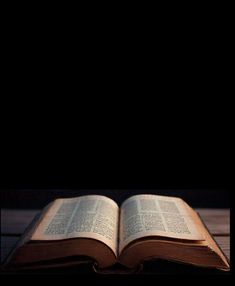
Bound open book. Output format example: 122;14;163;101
4;195;230;272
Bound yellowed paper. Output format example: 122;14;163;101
119;194;205;253
31;195;119;256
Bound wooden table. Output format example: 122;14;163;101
0;208;230;274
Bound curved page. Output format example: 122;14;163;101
119;194;204;253
31;195;119;256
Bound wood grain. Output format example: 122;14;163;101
214;236;230;260
1;236;19;263
1;209;39;235
195;208;230;235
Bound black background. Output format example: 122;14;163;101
1;2;233;283
0;144;231;208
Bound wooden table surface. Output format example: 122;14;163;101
0;208;230;273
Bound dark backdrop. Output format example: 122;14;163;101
0;159;231;208
0;188;230;209
1;135;231;209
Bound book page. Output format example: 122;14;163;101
31;195;119;256
119;194;205;253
